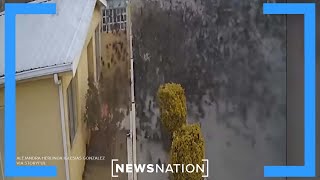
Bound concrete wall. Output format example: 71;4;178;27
0;77;66;180
286;1;320;179
131;0;286;180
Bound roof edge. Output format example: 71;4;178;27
0;63;72;85
0;0;54;16
29;0;54;4
98;0;108;7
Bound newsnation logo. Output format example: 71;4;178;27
111;159;209;178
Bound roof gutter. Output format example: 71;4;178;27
54;73;70;180
0;63;72;85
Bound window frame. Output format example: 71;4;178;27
67;78;78;148
101;7;127;33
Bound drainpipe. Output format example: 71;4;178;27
54;74;70;180
0;151;4;180
128;2;137;180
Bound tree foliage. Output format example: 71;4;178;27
84;77;101;130
157;83;187;133
170;123;205;180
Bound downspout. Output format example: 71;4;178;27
128;2;137;180
0;151;4;180
54;74;70;180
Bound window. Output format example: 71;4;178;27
108;9;112;17
67;79;78;147
95;25;101;81
101;7;127;33
113;14;117;23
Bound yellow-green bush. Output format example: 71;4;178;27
157;83;187;133
170;123;205;180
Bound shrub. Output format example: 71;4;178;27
157;83;187;133
84;77;101;130
170;123;205;180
